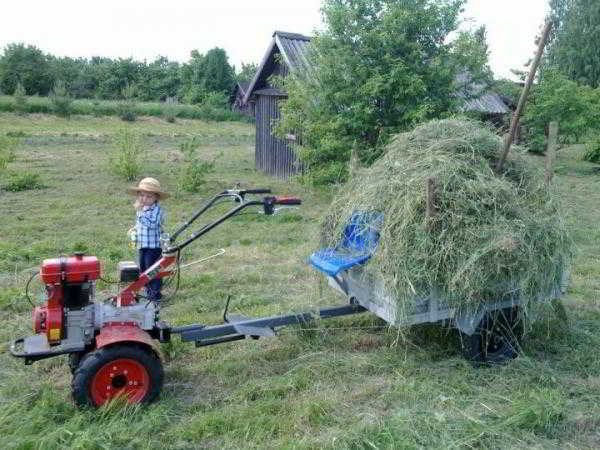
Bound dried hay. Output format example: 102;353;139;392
320;119;571;317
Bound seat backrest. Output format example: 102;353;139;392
341;212;384;254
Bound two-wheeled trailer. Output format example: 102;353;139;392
10;188;563;407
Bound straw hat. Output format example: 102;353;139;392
127;177;170;199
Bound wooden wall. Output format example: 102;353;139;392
255;93;301;178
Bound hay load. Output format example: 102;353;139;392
320;119;571;317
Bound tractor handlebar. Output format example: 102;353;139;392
262;196;302;215
243;188;271;195
272;196;301;205
169;189;301;251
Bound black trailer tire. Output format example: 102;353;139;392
72;345;163;407
461;307;523;366
68;352;85;374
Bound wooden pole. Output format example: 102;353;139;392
426;177;437;231
497;20;553;173
545;121;558;185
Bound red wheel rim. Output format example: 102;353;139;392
90;358;150;406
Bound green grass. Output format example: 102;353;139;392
0;113;599;449
0;95;250;123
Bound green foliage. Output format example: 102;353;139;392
13;82;27;115
179;47;236;104
109;129;144;180
277;0;484;184
3;171;44;191
0;43;53;95
49;79;73;118
523;69;600;153
196;91;231;119
451;26;493;88
117;84;138;122
546;0;600;87
137;56;181;101
163;103;177;123
236;62;258;84
0;43;238;105
492;78;521;108
0;135;17;170
177;137;219;192
583;135;600;163
0;94;247;122
202;48;235;94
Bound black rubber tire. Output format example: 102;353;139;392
461;307;523;366
71;345;164;407
68;352;85;374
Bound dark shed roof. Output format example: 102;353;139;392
455;72;509;115
243;31;312;104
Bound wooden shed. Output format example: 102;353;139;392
243;31;312;178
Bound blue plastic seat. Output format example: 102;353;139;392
310;212;383;277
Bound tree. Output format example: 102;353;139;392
179;49;207;103
0;43;54;95
202;47;235;94
277;0;475;184
97;58;143;99
523;69;600;153
451;25;493;89
237;62;258;84
138;56;181;101
546;0;600;87
179;48;235;103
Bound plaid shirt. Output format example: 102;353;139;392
135;202;165;249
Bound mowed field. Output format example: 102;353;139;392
0;112;599;449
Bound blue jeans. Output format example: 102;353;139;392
139;248;162;300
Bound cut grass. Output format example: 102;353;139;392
0;113;598;449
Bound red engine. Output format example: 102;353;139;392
33;253;101;344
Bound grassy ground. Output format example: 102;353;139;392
0;95;248;122
0;113;598;449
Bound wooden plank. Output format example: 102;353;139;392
497;20;552;172
545;121;558;185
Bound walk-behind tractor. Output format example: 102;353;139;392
11;188;553;407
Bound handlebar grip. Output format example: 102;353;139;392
274;196;302;205
244;188;271;194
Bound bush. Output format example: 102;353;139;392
118;84;138;122
524;69;600;154
163;103;178;123
3;171;44;191
177;137;218;192
0;93;248;123
91;100;103;117
583;136;600;163
0;136;17;171
109;129;145;180
50;80;74;118
13;82;27;115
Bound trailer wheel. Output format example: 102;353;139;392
69;352;85;374
461;307;523;366
72;345;163;407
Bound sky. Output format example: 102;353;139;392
0;0;550;81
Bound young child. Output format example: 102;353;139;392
127;177;169;301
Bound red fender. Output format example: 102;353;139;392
95;323;162;359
